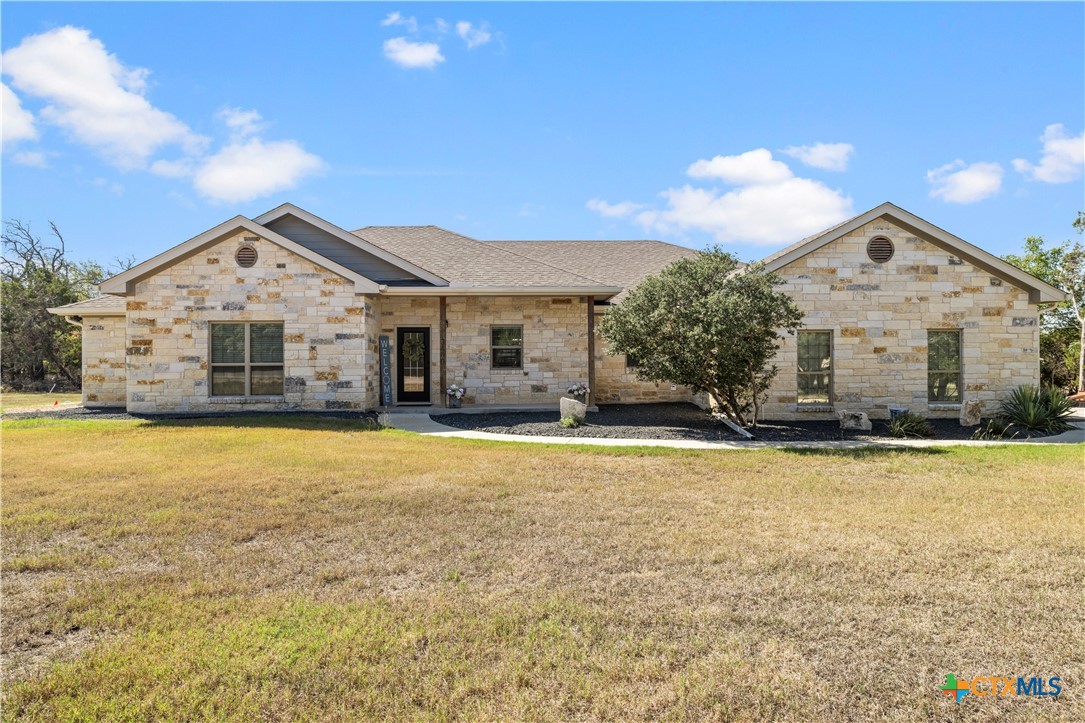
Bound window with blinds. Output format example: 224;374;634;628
491;325;523;369
210;322;284;397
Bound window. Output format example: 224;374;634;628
491;325;523;369
625;353;640;370
928;330;961;403
797;331;832;405
210;322;284;396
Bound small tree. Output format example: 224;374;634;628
1004;213;1085;392
0;220;106;389
599;248;802;426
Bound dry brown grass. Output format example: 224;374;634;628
2;416;1082;721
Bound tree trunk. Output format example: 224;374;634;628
1078;316;1084;392
749;368;760;428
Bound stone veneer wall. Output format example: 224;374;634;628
375;296;441;407
761;219;1040;421
592;311;695;404
447;297;591;405
81;315;127;407
125;232;374;413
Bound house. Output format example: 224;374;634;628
49;202;1064;420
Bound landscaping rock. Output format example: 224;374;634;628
559;396;588;423
838;410;872;431
959;399;982;427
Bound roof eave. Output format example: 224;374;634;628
379;285;623;299
98;217;382;296
761;202;1068;305
254;203;450;286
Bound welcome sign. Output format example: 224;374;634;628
379;335;392;407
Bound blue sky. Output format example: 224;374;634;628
2;2;1083;267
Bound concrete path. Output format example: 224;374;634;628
386;409;1085;450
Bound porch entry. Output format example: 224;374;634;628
396;327;431;403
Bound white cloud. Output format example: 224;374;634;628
637;178;853;245
687;148;793;185
217;107;264;139
381;11;419;34
12;150;47;167
92;176;124;196
1;26;207;169
435;19;449;34
1012;123;1084;183
586;199;645;218
780;142;854;172
926;160;1003;204
383;37;445;69
2;82;38;145
591;148;853;245
456;21;492;49
192;137;325;204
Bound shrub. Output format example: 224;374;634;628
998;385;1075;433
886;411;935;438
971;417;1017;441
559;416;581;429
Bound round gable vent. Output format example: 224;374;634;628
235;245;258;268
866;236;894;263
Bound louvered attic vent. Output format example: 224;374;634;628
866;236;894;263
235;245;258;268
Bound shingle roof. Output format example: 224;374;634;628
352;226;618;289
484;240;700;302
47;295;126;315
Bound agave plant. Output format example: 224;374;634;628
998;385;1075;433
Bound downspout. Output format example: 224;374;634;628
586;296;596;408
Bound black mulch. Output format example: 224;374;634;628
435;402;1063;442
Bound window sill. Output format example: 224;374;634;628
209;395;285;404
928;403;961;410
796;405;834;413
490;368;526;374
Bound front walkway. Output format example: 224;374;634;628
385;407;1085;450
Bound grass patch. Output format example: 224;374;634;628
0;392;82;413
2;417;1082;720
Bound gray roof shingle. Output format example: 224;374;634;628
352;226;619;290
484;240;700;302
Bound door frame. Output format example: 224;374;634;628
395;326;431;404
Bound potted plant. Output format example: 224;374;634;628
567;382;590;399
446;383;466;408
561;382;590;424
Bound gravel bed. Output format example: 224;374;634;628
435;402;1062;442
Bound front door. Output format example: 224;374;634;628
396;327;431;403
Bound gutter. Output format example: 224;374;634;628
377;285;623;299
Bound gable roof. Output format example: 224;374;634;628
47;294;126;317
484;239;700;302
759;202;1067;304
98;216;383;295
254;203;448;286
353;226;621;294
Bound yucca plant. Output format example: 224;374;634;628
971;416;1017;441
886;411;935;438
998;385;1075;433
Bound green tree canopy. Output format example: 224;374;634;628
599;248;802;426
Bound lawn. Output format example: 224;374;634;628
0;392;82;414
2;417;1082;721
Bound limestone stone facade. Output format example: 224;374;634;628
761;219;1040;420
80;315;127;407
124;232;375;414
54;203;1056;419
